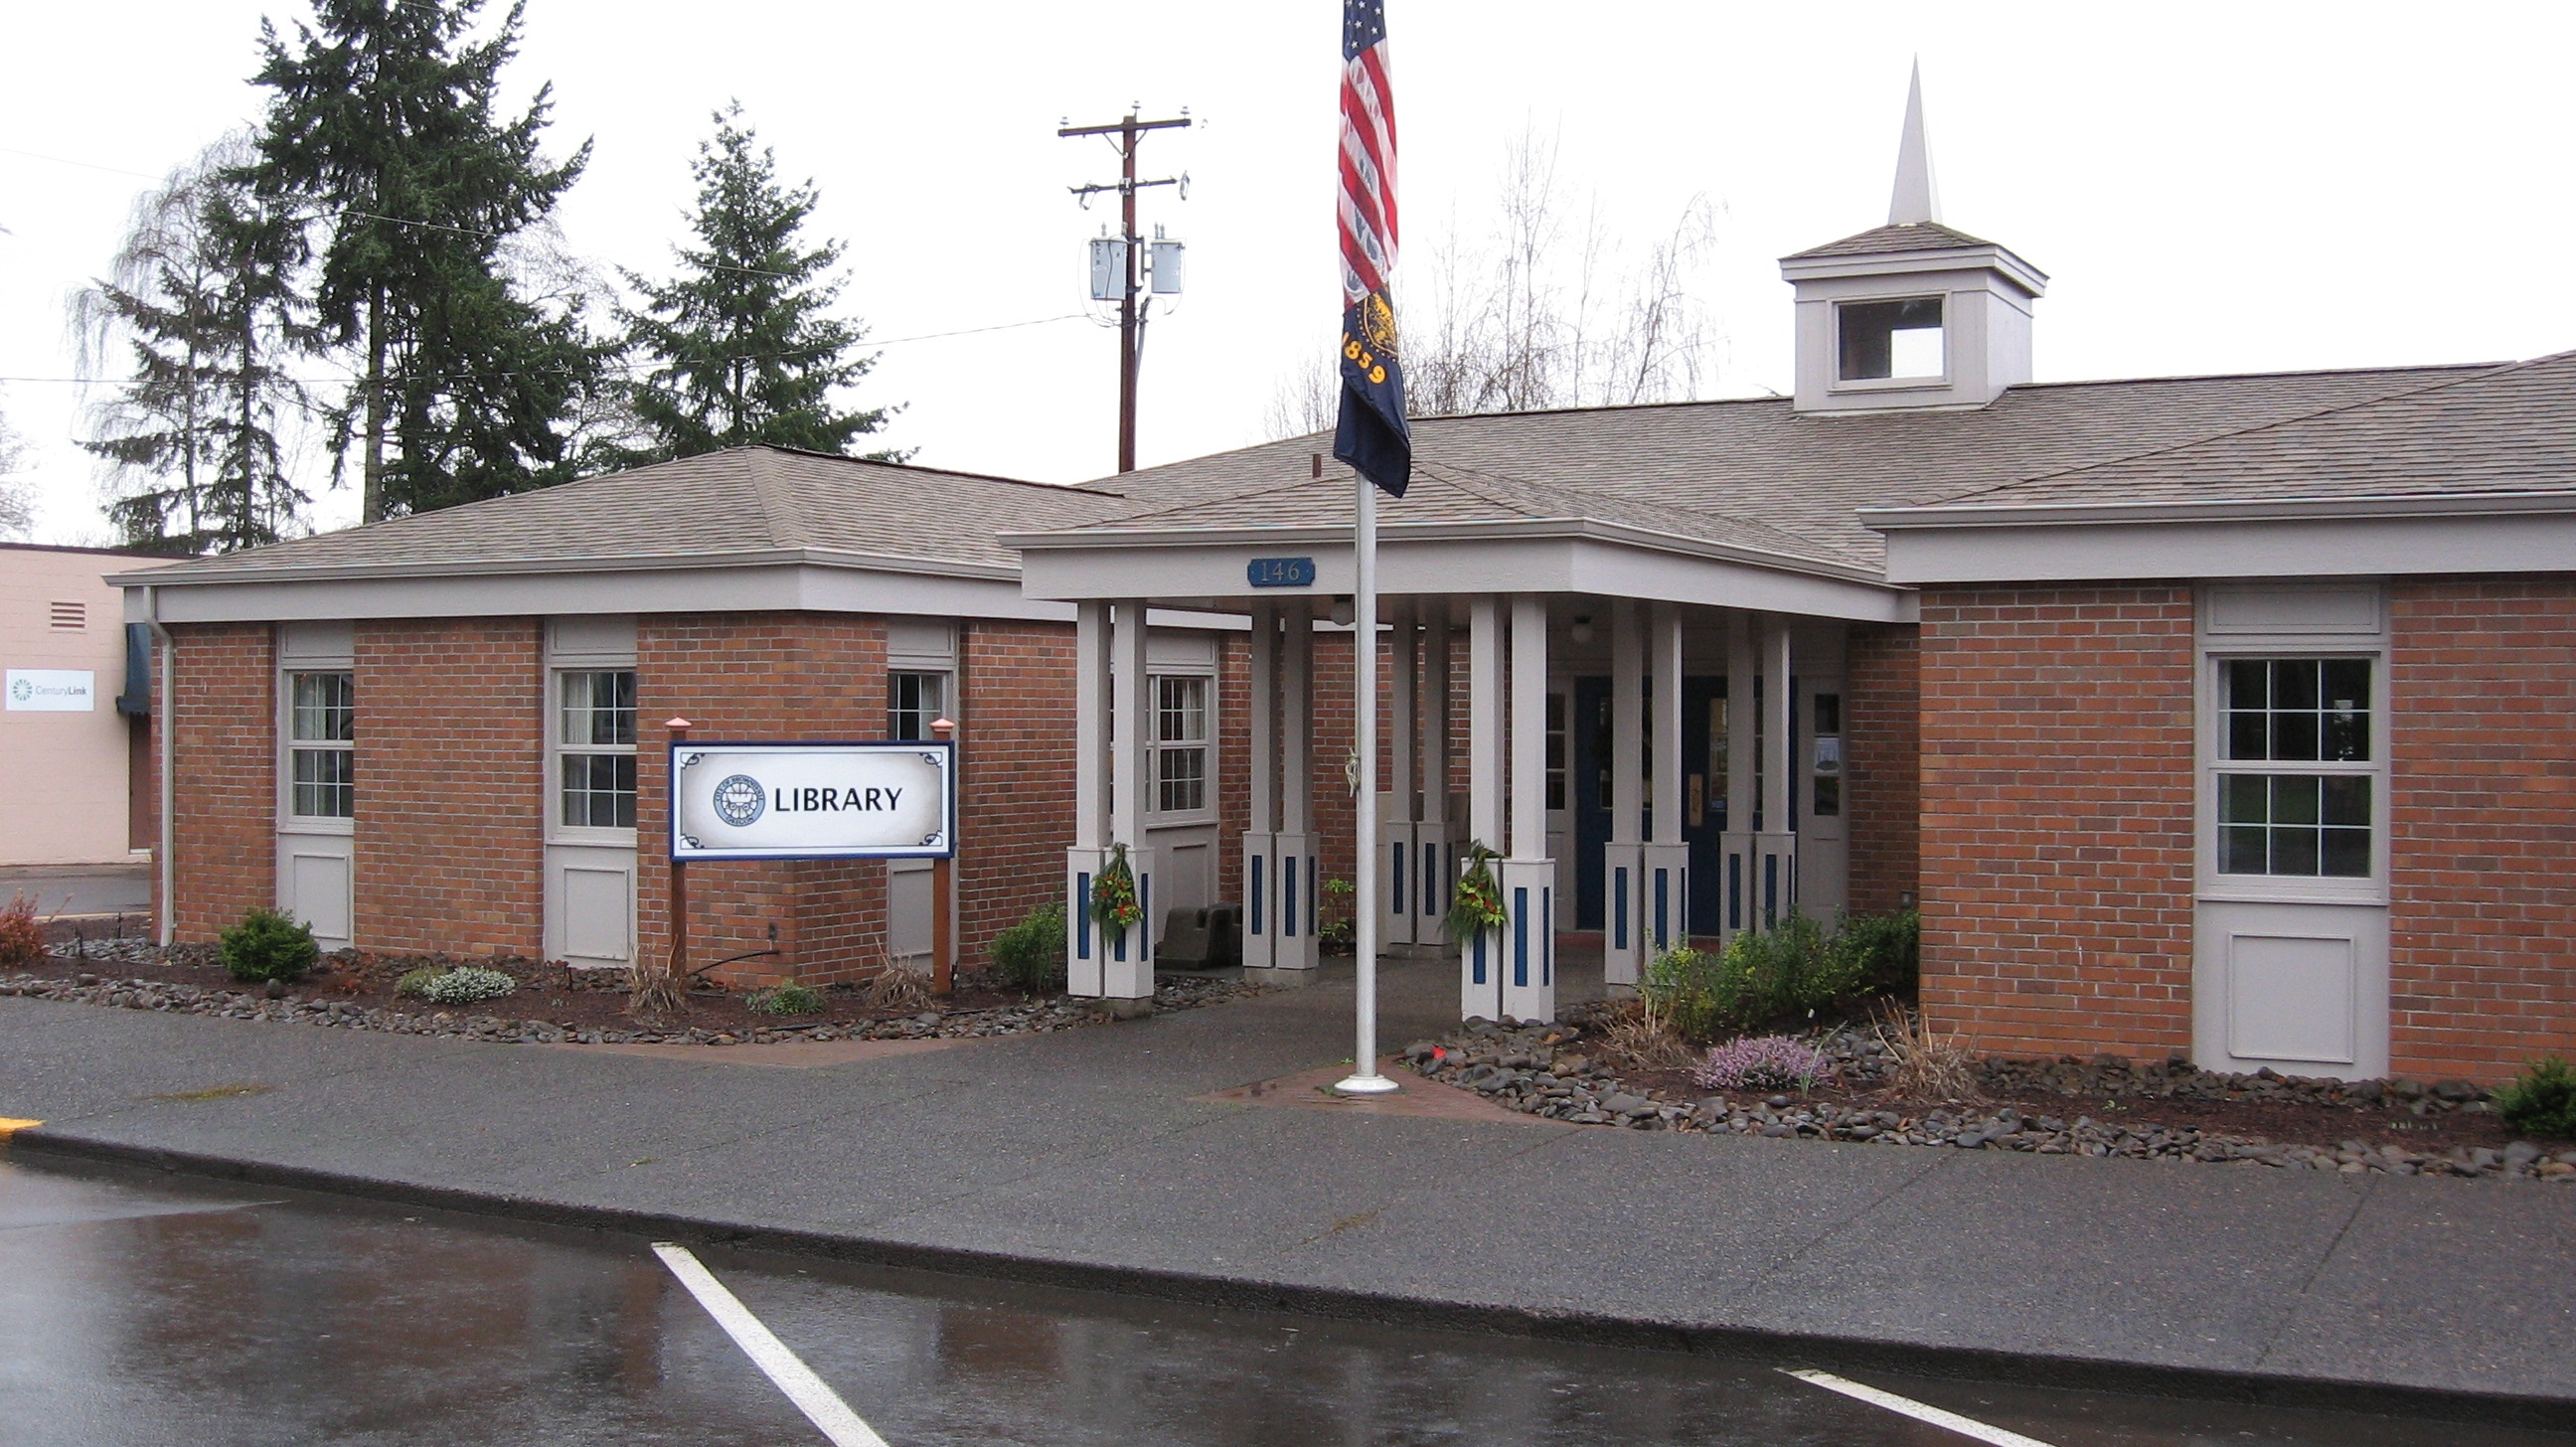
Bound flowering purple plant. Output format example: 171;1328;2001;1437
1689;1035;1830;1092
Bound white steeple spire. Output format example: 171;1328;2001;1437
1888;59;1942;227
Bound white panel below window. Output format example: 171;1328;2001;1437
562;868;633;963
285;847;352;946
2226;932;2355;1064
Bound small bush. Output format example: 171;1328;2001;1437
748;980;827;1016
220;907;318;984
1690;1035;1829;1092
395;967;443;999
991;901;1066;994
1641;908;1917;1044
2496;1056;2576;1139
0;892;42;969
1831;907;1920;994
420;966;517;1006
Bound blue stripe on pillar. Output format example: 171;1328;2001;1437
1141;871;1152;963
1542;887;1551;986
1764;854;1778;926
1612;866;1629;950
1728;855;1742;931
1076;874;1092;960
1653;870;1670;948
1473;929;1486;985
1391;842;1406;915
1250;855;1265;936
1284;857;1298;937
1513;886;1530;989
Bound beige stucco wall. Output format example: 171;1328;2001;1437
2;546;153;865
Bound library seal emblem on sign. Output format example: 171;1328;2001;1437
712;774;766;827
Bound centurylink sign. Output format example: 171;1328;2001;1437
671;741;955;861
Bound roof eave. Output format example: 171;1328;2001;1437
110;547;1022;589
1002;517;1895;590
1859;489;2576;531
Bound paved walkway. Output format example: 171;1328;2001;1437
1;953;2570;1420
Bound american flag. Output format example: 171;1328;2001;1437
1333;0;1411;496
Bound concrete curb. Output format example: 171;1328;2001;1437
14;1126;2571;1432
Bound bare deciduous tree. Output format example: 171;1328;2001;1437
0;405;32;541
1265;127;1721;438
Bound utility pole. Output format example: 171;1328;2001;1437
1061;108;1190;473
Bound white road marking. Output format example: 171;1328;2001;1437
1782;1368;2060;1447
653;1242;890;1447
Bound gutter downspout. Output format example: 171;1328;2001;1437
143;586;175;948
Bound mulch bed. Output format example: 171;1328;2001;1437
30;939;1060;1038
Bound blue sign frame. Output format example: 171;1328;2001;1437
1247;556;1318;588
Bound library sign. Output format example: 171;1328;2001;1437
671;741;955;861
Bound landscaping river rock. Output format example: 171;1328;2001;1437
1405;1012;2576;1185
3;953;1255;1047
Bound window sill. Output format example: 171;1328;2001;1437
276;816;355;836
550;827;639;848
2195;882;2387;908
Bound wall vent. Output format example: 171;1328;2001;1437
49;600;85;631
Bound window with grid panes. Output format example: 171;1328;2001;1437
1152;674;1208;813
559;669;637;829
2217;658;2372;878
287;671;354;818
1544;692;1566;811
886;671;948;741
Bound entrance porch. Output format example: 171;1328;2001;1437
1004;468;1912;1024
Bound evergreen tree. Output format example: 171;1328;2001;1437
73;138;308;555
620;104;898;462
249;0;602;520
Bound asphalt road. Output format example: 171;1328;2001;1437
0;1156;2557;1447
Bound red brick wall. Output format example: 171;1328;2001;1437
161;623;275;941
1847;623;1921;917
955;620;1078;968
1916;584;2198;1060
2387;576;2576;1080
636;613;889;988
354;619;545;957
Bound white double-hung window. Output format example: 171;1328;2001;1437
557;668;638;830
887;670;950;741
1151;673;1209;815
2214;657;2374;880
286;671;356;819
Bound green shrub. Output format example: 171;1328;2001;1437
1642;908;1916;1043
420;966;516;1006
747;980;827;1016
991;901;1066;994
395;967;442;999
220;907;318;984
0;892;42;969
1831;907;1920;993
2496;1056;2576;1139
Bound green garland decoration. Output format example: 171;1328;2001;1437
1445;841;1509;940
1091;843;1142;932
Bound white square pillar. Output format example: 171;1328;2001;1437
1271;606;1319;973
1067;600;1114;985
1379;599;1419;945
1241;604;1279;970
1604;599;1646;986
1419;598;1457;946
1642;601;1690;953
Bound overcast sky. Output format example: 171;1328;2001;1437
6;2;2576;545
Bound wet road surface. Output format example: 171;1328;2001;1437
0;1158;2559;1446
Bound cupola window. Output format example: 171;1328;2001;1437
1837;296;1945;381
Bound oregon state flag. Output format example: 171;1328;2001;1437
1333;0;1410;497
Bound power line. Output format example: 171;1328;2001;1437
0;313;1090;387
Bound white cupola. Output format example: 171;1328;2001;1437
1778;63;2047;413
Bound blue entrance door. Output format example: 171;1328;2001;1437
1571;675;1729;934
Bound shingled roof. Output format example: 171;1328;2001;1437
1896;350;2576;513
121;446;1129;583
1087;364;2496;569
1780;220;2010;260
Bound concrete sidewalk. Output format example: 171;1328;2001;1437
2;953;2571;1425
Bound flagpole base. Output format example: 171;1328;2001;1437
1332;1069;1401;1096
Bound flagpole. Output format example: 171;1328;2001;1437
1336;467;1397;1094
